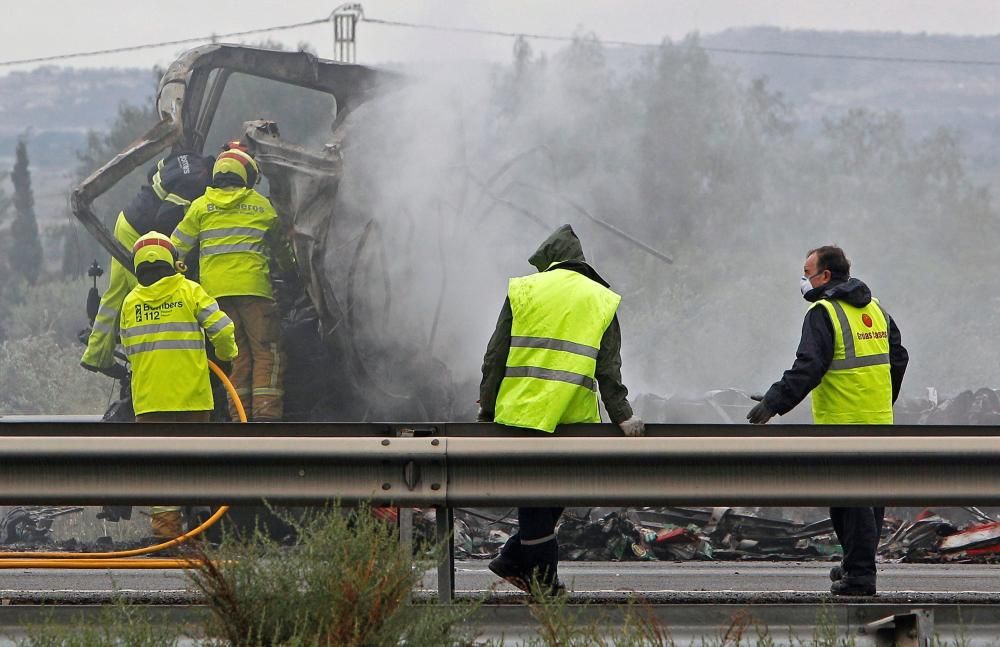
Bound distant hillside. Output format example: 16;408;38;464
699;27;1000;188
0;66;153;169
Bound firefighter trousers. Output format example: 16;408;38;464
217;296;285;421
136;411;211;532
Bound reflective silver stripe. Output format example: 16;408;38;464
510;336;599;360
91;319;115;335
831;353;890;370
95;304;118;322
521;533;557;546
201;227;266;241
205;314;233;337
504;366;596;391
201;242;266;256
173;229;197;247
125;339;205;355
120;322;202;339
828;300;855;361
196;302;221;324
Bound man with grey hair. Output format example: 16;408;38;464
748;245;908;596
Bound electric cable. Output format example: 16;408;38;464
2;13;1000;68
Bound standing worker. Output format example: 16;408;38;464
80;152;214;377
120;231;237;537
746;245;908;596
479;224;644;594
171;143;296;422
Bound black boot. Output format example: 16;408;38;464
830;576;876;596
523;538;563;597
829;564;844;582
489;534;530;592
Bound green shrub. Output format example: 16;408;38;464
187;505;478;647
17;604;178;647
0;334;109;415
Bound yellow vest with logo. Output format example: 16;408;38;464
495;266;621;433
171;187;282;300
120;274;238;415
809;297;893;425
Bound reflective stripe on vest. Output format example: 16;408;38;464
495;267;621;433
504;365;597;391
810;298;893;425
120;322;202;339
125;339;205;355
201;242;267;257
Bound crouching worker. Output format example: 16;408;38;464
479;224;644;595
121;231;238;538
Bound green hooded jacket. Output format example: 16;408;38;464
479;224;634;424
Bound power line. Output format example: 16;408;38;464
0;18;328;68
2;12;1000;70
362;16;1000;67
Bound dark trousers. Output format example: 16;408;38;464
497;506;563;581
518;506;564;543
830;506;884;582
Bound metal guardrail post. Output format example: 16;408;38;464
436;506;455;603
861;609;933;647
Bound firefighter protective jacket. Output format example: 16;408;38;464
120;273;238;415
170;187;294;300
80;153;213;371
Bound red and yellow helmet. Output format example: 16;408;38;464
132;231;178;272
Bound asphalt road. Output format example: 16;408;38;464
1;561;998;600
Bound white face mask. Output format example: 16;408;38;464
800;271;823;296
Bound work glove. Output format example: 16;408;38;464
618;415;645;437
746;394;775;425
81;361;128;381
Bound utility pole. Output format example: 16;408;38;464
331;3;363;63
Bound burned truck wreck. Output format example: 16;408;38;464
72;44;457;422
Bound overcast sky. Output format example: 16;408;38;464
4;0;1000;74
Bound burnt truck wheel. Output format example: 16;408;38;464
1;508;33;545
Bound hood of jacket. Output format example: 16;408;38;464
805;276;872;307
131;272;186;306
204;186;252;208
529;224;586;271
527;224;611;287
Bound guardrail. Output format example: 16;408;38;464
0;422;998;506
1;421;998;600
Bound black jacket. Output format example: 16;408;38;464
762;277;908;416
479;225;634;424
123;152;214;236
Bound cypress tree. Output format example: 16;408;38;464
10;138;43;284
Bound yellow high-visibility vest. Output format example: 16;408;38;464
171;187;289;300
495;266;621;433
810;297;893;424
120;273;237;415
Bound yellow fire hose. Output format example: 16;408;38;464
0;360;243;569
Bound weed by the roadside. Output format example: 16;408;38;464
187;504;478;647
16;603;178;647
